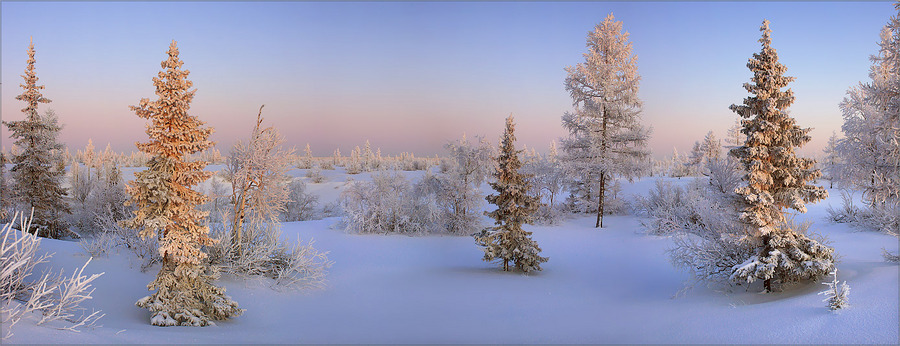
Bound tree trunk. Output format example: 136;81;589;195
596;172;606;228
231;191;247;257
764;278;772;292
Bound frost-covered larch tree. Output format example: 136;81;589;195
822;131;842;189
701;131;722;164
441;134;494;234
226;106;293;256
726;118;744;147
561;13;651;228
300;143;313;169
121;41;242;326
2;40;70;238
838;6;900;208
475;115;546;272
728;21;834;292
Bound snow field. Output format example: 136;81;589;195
4;175;898;344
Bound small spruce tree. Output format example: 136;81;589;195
121;40;242;326
2;40;70;238
475;115;546;272
727;21;834;292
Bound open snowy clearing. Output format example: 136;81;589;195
4;175;898;344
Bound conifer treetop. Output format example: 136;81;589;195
16;38;51;117
566;13;641;109
130;40;213;160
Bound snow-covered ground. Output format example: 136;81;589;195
4;173;898;344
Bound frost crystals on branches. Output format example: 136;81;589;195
121;41;242;326
561;13;651;228
727;21;834;292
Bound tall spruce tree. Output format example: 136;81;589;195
561;13;651;228
475;115;546;272
728;20;834;292
2;40;70;238
121;41;242;326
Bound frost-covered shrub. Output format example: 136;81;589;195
318;159;334;171
281;179;319;222
818;270;850;311
322;200;342;218
207;223;331;290
706;156;743;195
532;203;566;226
339;171;441;235
658;175;756;289
669;231;754;287
305;167;327;183
87;211;160;272
2;212;104;338
68;161;131;237
397;152;428;171
882;248;899;263
632;180;700;235
828;190;900;236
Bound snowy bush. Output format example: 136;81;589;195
882;248;899;263
531;203;566;226
322;200;342;218
2;211;105;338
339;171;441;235
818;270;850;311
632;180;700;235
88;211;160;272
207;222;332;290
706;156;743;195
318;159;334;171
281;179;320;222
828;190;900;236
305;167;327;183
669;231;754;287
68;161;131;238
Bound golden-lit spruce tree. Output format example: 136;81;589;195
121;41;242;326
728;21;834;292
3;39;70;238
475;115;547;272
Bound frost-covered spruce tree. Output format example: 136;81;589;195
475;116;546;272
121;41;241;326
728;21;834;292
838;6;900;210
2;40;70;238
561;13;651;228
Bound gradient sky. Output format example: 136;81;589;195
1;1;894;158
